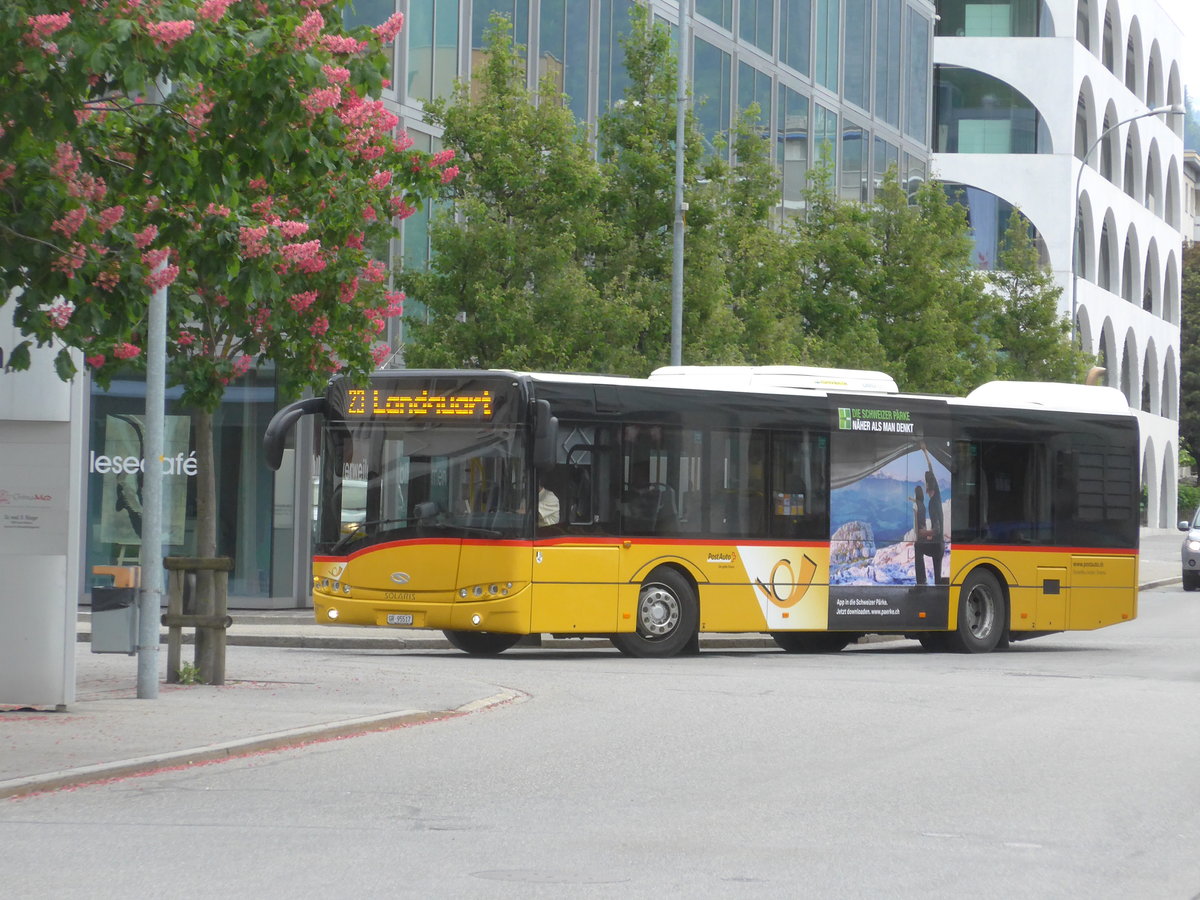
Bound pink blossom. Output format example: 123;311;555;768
178;330;196;347
96;268;121;292
142;248;169;269
52;207;87;238
248;177;268;191
146;20;195;48
47;303;74;329
113;343;142;360
345;232;364;250
302;86;342;116
86;354;107;369
371;343;391;366
51;244;86;278
97;205;125;232
288;291;317;313
339;277;359;304
363;310;385;334
197;0;237;22
280;240;321;263
431;149;456;167
382;291;404;318
319;35;366;54
51;143;82;183
390;197;415;219
372;12;404;44
204;203;231;217
293;10;323;50
0;163;16;188
309;316;330;337
133;225;158;248
277;220;309;239
322;65;350;84
25;12;70;49
239;225;270;258
393;132;414;152
145;265;179;292
361;205;377;222
363;259;387;283
231;355;252;376
368;170;392;189
440;166;460;184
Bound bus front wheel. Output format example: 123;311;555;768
443;630;521;655
611;567;699;659
946;569;1006;653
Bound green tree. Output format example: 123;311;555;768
401;15;642;372
1;1;450;559
985;210;1091;383
1179;242;1200;458
595;2;741;371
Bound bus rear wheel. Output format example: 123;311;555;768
611;567;699;659
442;630;521;655
945;569;1006;653
772;632;855;653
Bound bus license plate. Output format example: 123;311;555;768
386;614;413;626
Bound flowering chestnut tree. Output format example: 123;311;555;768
1;0;455;408
1;0;456;562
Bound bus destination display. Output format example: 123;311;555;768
346;388;494;420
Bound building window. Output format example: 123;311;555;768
407;0;459;103
697;0;734;31
903;8;930;142
874;0;901;127
540;0;591;122
840;119;867;201
843;0;870;110
780;0;812;79
815;0;840;91
934;65;1047;154
694;38;733;155
598;0;634;112
740;0;774;54
874;135;898;187
738;62;773;135
814;102;838;166
935;0;1047;37
1075;0;1090;51
778;85;810;203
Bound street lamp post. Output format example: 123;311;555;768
1070;104;1184;346
670;0;689;367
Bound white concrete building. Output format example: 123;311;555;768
1183;148;1200;244
932;0;1186;527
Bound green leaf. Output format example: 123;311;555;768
53;348;78;381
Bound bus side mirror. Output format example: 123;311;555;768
532;399;558;471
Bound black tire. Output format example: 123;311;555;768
772;632;855;653
611;567;699;658
945;569;1006;653
442;630;521;655
1183;571;1199;592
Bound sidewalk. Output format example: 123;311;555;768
2;530;1184;800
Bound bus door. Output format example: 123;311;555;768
530;427;621;633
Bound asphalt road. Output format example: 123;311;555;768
3;585;1198;899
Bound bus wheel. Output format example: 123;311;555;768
442;630;521;655
946;569;1006;653
772;632;854;653
611;567;698;658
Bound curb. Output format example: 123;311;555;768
0;688;525;801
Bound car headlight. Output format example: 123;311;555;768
1188;540;1200;552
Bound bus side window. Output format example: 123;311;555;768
769;431;827;540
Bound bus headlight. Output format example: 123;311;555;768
328;608;339;620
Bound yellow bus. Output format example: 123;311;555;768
264;366;1140;658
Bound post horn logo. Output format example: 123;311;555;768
755;555;818;608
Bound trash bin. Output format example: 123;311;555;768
91;586;138;655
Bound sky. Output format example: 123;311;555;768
1161;0;1199;101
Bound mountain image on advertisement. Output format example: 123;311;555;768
831;473;919;545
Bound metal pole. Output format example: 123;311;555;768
669;0;688;367
137;79;171;699
1069;104;1184;347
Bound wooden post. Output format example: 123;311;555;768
162;557;234;685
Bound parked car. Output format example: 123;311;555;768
1180;511;1200;591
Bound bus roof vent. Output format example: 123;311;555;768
649;365;899;394
964;381;1133;415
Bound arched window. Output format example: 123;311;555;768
934;66;1050;153
1076;0;1091;50
944;183;1049;270
1102;8;1115;72
1097;220;1113;291
1075;94;1090;159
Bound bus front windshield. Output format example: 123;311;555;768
316;420;530;553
